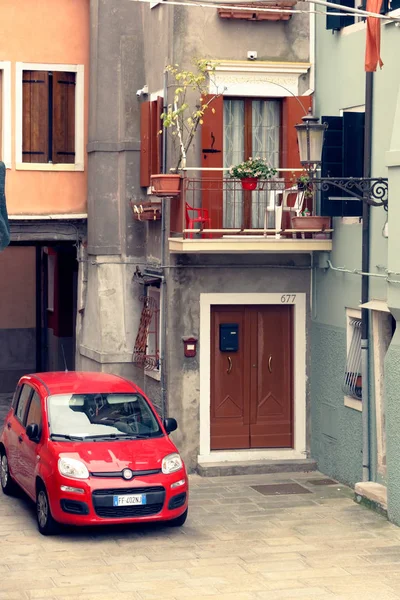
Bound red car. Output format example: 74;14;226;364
0;372;188;535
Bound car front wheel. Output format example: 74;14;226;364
0;451;16;496
36;484;58;536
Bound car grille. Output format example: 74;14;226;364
95;503;163;518
92;486;164;496
92;485;165;519
90;469;161;478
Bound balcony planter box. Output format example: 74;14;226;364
150;174;181;197
292;216;331;239
131;201;162;221
217;0;296;20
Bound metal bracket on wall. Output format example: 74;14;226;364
311;177;388;210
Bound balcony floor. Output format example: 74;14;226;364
169;236;333;254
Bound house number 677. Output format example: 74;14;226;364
280;294;296;303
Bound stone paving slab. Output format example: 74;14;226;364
1;470;400;599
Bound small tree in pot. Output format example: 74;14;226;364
150;60;221;196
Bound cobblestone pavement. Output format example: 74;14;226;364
1;470;400;600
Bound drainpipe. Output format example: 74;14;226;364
361;71;373;482
159;68;168;420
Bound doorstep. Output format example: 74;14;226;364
354;481;388;516
196;458;318;477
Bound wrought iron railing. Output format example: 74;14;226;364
175;175;331;239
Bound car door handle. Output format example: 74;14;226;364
18;435;23;444
7;422;11;429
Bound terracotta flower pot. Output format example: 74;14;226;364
241;177;258;191
150;174;181;197
292;216;331;230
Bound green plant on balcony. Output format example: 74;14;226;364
229;157;277;190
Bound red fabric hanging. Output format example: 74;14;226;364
365;0;384;72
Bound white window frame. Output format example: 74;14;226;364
344;308;363;412
145;286;162;381
0;61;12;169
15;62;84;172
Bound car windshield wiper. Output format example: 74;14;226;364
83;433;154;441
50;433;85;441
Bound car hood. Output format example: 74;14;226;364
53;435;179;472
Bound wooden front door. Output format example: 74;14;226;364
210;305;293;450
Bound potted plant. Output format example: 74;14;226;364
290;171;331;235
229;157;277;191
150;60;221;197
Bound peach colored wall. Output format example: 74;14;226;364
0;246;35;329
0;0;89;215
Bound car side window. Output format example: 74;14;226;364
25;392;42;431
15;385;33;424
12;386;22;410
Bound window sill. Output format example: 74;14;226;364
340;21;366;35
16;163;84;172
344;396;362;412
145;369;161;382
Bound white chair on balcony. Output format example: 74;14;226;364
273;186;306;239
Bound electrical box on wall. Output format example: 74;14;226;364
219;323;239;352
183;337;198;358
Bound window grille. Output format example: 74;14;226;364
342;317;362;400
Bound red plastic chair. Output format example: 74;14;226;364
185;202;211;239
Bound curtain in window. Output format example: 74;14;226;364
223;100;244;228
251;100;281;228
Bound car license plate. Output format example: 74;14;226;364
113;494;146;507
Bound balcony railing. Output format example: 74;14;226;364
168;170;333;253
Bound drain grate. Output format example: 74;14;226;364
306;478;338;486
251;483;312;496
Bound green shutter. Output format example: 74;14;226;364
326;0;355;29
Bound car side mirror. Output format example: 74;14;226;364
163;418;178;435
26;423;40;441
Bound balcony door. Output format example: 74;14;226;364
223;99;280;229
210;305;293;450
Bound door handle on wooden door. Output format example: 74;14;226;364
268;355;272;373
227;356;232;374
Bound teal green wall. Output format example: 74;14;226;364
312;13;400;497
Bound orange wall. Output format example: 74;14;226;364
0;0;89;215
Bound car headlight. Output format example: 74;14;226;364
162;453;183;474
58;457;89;480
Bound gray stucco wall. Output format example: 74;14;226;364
165;254;311;469
311;322;363;486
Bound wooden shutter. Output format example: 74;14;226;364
321;116;343;216
326;0;355;29
150;97;163;176
201;94;224;229
390;0;400;9
343;112;364;217
281;96;313;171
140;101;151;187
52;72;76;164
22;71;49;163
321;113;365;217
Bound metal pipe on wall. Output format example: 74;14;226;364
362;71;373;482
159;68;168;420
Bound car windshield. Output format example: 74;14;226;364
47;393;162;440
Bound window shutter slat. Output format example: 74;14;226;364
140;101;151;187
201;95;224;229
22;71;49;163
52;72;76;164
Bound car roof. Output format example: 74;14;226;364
22;371;139;395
